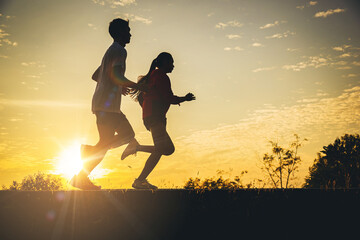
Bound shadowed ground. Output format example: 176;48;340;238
0;189;359;240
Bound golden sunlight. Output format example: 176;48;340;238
55;142;83;180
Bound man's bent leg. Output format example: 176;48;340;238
81;119;116;176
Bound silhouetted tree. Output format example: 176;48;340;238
304;134;360;189
261;134;306;188
3;172;65;191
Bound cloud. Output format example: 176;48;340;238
339;53;351;58
112;0;136;7
87;23;97;30
226;34;242;39
120;13;152;25
353;61;360;66
0;54;8;59
0;28;9;38
297;98;318;103
92;0;136;7
296;5;305;10
297;1;318;9
21;61;42;67
314;8;345;18
224;46;244;51
283;56;329;71
342;73;358;78
316;91;328;97
337;66;352;70
252;67;276;73
266;31;295;39
0;29;17;47
332;45;351;52
215;20;243;29
287;48;299;52
259;21;279;29
252;42;264;47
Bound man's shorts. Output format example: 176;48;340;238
95;111;134;137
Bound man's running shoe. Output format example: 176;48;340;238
132;178;158;190
70;174;101;190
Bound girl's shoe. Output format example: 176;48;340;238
132;178;158;190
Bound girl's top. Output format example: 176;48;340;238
142;68;182;120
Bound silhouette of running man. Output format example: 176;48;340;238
71;18;145;190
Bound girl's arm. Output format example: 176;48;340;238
158;75;195;104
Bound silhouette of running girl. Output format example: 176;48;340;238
122;52;195;189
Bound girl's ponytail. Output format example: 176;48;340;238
131;52;172;105
131;57;158;104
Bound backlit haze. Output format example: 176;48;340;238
1;0;359;188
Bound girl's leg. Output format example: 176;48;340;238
137;152;162;180
137;123;174;180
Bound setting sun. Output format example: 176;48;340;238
55;143;83;180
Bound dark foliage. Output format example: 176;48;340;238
3;172;65;191
184;170;250;190
304;134;360;189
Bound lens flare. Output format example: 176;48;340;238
55;143;83;179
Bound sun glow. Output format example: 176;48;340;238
55;143;83;179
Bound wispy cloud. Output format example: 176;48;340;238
224;46;244;51
314;8;345;18
253;67;276;73
92;0;136;8
337;66;352;70
215;20;243;29
332;45;351;52
21;61;46;68
297;1;318;10
339;53;352;58
259;21;280;29
87;23;97;30
226;34;242;39
252;42;264;47
266;31;295;39
117;13;152;25
283;56;328;71
0;20;17;48
296;5;305;10
287;48;300;52
342;73;358;78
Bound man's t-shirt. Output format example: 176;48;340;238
92;42;126;113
